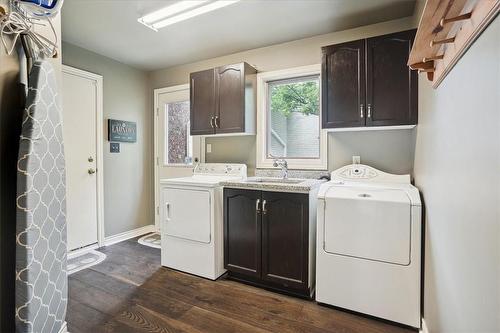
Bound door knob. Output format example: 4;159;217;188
88;168;96;175
88;156;94;162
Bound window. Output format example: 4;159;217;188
164;100;192;165
257;65;327;170
267;76;320;159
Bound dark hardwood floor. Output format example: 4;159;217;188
67;237;416;333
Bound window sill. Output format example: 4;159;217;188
256;159;327;171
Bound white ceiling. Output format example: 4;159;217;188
61;0;416;71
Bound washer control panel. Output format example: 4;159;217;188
338;165;378;180
331;164;410;184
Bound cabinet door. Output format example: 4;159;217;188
366;30;417;126
215;63;245;133
224;189;261;277
261;191;309;290
190;69;216;135
322;40;365;128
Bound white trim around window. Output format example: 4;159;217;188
256;64;327;170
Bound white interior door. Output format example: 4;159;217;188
154;85;203;231
62;67;101;251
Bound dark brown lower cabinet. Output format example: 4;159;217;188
224;189;261;278
224;188;313;298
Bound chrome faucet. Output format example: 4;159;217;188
273;159;288;179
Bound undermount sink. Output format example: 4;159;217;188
245;177;305;184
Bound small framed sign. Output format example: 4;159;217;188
108;119;137;143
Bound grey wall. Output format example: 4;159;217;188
413;17;500;333
62;42;153;237
149;17;417;175
329;129;415;175
0;1;62;329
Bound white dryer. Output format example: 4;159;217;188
160;163;247;280
316;164;421;328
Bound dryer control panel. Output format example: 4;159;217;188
193;163;247;177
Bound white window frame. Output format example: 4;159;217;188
256;64;327;170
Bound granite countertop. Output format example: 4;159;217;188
221;177;326;193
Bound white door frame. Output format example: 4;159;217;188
62;65;105;247
153;84;205;232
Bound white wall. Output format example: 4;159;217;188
62;42;153;237
413;17;500;333
149;17;418;175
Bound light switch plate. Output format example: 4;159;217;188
206;144;212;153
110;142;120;153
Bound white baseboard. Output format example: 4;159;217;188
104;225;156;246
420;318;430;333
58;321;68;333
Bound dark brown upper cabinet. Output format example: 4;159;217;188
190;69;216;135
366;30;418;126
322;29;417;129
322;40;366;128
190;62;256;135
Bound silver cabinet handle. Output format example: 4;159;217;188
214;116;219;128
367;104;372;118
360;104;364;118
262;200;267;214
256;199;261;213
210;116;214;128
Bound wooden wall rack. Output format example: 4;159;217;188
408;0;499;88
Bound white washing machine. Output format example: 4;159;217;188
316;164;421;328
160;163;247;280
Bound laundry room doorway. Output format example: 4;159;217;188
153;84;205;232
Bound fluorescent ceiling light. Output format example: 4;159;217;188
138;0;241;31
139;1;208;25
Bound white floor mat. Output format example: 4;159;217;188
67;250;106;275
138;232;161;249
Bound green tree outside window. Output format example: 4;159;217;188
270;79;319;117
